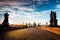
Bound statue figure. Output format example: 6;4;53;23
2;12;9;31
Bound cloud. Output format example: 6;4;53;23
0;0;52;24
0;3;52;24
8;8;51;24
0;0;49;8
56;4;60;9
1;0;60;24
0;1;19;5
56;0;60;3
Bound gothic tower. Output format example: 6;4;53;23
2;12;9;30
2;12;9;25
50;11;58;27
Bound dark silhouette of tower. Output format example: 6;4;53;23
2;12;9;31
2;12;9;25
50;11;58;27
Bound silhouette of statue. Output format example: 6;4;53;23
38;23;40;27
2;12;9;31
2;12;9;25
33;22;36;27
46;22;48;25
50;11;58;27
25;23;28;28
46;22;48;27
28;23;31;28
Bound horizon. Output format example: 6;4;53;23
0;0;60;25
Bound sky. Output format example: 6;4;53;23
0;0;60;25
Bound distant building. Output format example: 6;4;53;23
50;11;58;27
